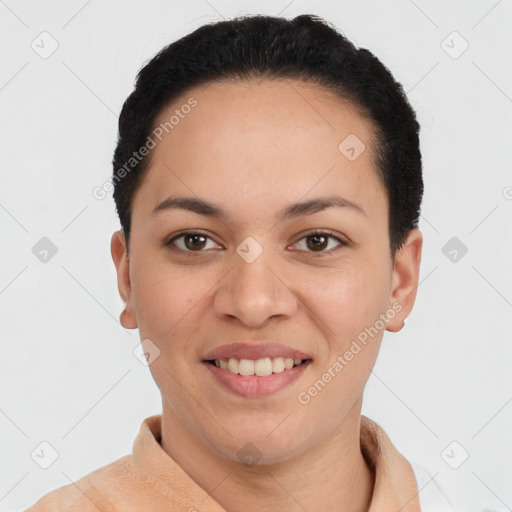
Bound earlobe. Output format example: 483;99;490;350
111;230;138;329
386;228;423;333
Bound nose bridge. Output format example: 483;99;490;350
213;237;298;327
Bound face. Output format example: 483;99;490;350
112;79;422;464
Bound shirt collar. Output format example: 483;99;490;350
133;414;420;511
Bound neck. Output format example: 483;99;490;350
160;398;375;512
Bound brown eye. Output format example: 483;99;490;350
292;231;347;254
184;233;207;250
166;231;220;253
306;234;329;251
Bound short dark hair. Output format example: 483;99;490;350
112;14;423;255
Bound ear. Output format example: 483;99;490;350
386;228;423;332
111;230;138;329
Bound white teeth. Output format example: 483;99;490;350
227;358;239;374
238;359;255;376
254;357;273;377
284;357;294;370
272;357;285;373
213;356;304;376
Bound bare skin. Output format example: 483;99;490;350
111;78;422;512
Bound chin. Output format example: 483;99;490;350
207;425;311;466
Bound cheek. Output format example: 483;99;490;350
295;265;391;423
303;259;392;346
129;262;215;413
130;259;212;346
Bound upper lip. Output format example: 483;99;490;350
203;342;312;361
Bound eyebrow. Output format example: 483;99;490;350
152;195;366;221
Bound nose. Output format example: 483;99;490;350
213;246;298;329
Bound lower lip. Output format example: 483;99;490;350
203;361;311;398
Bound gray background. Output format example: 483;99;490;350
0;1;511;510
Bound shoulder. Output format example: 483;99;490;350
24;455;133;511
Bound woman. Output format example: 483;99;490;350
27;13;452;511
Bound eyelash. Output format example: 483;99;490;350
164;229;348;256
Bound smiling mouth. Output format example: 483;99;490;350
205;357;311;377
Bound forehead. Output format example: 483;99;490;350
133;79;385;222
153;78;374;156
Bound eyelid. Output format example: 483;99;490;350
164;228;349;255
289;229;349;253
164;229;223;252
294;228;348;244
